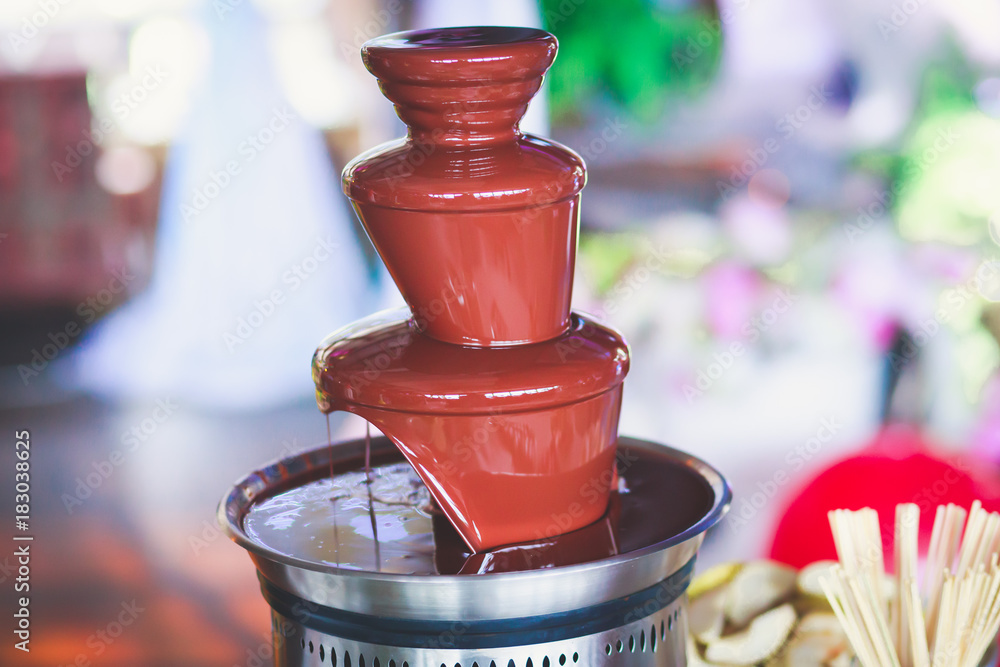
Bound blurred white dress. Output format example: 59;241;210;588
73;3;371;410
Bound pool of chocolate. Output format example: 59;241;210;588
242;437;715;575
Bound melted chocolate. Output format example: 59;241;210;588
319;27;631;553
313;309;628;552
344;27;584;347
243;438;714;575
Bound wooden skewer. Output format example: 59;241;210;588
927;504;968;646
904;579;930;667
956;501;984;579
823;503;1000;667
896;504;919;667
931;572;956;667
924;505;946;600
894;505;905;663
963;563;1000;667
822;568;882;667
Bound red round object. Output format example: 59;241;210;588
769;425;998;570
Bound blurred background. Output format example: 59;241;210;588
2;0;1000;664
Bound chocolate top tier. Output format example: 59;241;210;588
362;27;557;147
343;26;586;346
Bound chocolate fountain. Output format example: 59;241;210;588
220;26;730;666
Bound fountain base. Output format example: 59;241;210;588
219;436;730;667
267;592;687;666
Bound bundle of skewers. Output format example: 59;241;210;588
821;502;1000;667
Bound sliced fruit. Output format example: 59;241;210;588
769;613;849;666
797;561;838;603
687;635;722;667
689;583;727;643
724;560;797;628
795;612;845;637
705;603;798;666
770;633;849;666
690;562;743;599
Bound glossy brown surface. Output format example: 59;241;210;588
344;26;586;346
361;27;558;148
240;436;716;576
357;391;621;551
313;309;629;413
313;309;629;552
325;27;631;552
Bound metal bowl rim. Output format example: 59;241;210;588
217;434;732;586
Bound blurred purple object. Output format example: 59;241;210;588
973;374;1000;461
703;261;763;340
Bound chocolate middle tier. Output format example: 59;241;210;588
313;309;629;551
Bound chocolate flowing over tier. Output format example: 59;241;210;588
313;310;629;552
313;310;628;414
323;26;631;552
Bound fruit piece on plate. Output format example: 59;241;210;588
796;560;837;610
705;603;798;666
687;635;722;667
690;561;743;599
796;612;845;636
689;583;727;643
724;560;797;628
769;612;849;666
794;560;899;616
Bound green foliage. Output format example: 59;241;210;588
541;0;722;123
579;232;639;293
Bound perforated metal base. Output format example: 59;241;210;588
272;596;687;667
221;437;731;667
